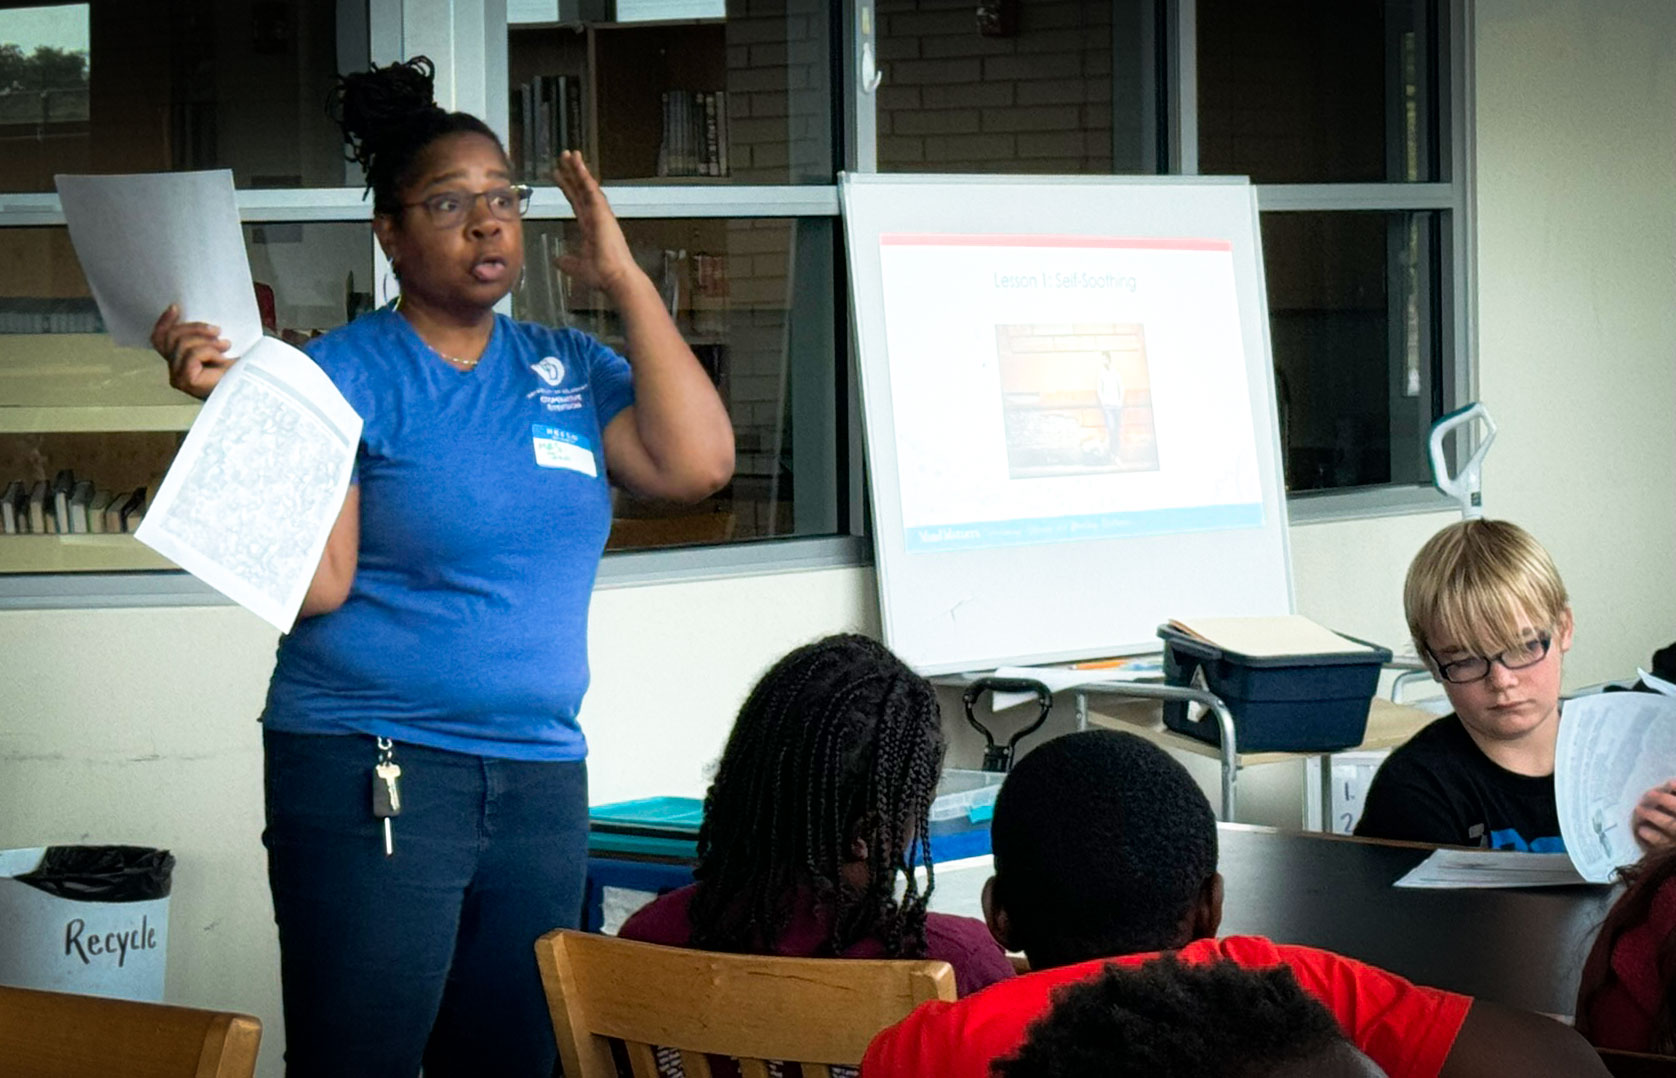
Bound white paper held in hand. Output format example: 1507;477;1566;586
55;170;264;351
135;338;361;633
1555;691;1676;883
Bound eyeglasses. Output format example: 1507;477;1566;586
400;185;532;229
1427;633;1553;684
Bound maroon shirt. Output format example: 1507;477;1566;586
619;883;1015;998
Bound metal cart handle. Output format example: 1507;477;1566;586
962;677;1053;772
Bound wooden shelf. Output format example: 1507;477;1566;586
0;403;198;434
0;533;177;573
0;333;198;432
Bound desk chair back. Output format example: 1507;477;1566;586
0;984;261;1078
535;929;955;1078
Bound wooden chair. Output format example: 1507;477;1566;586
0;984;261;1078
534;929;955;1078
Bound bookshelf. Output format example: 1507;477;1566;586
0;333;194;571
508;20;729;184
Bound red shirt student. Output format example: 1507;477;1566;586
860;730;1607;1078
863;935;1465;1078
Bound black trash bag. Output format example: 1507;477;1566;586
12;846;173;903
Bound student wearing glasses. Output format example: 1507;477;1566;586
149;57;733;1078
1355;519;1671;851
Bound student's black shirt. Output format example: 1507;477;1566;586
1352;714;1564;851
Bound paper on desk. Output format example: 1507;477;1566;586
1394;849;1586;889
56;170;263;351
984;660;1164;711
1168;615;1377;658
1556;692;1676;883
134;336;361;633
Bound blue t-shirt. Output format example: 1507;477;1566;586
262;307;635;760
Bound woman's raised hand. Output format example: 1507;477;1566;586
151;304;234;400
549;151;641;297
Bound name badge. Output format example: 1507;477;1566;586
532;424;597;476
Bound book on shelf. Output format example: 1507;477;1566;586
67;480;94;534
26;481;46;534
658;90;727;178
103;490;129;534
515;74;585;181
50;470;75;535
117;487;147;533
86;488;113;534
0;297;105;334
1;481;22;535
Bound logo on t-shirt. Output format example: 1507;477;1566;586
531;356;566;386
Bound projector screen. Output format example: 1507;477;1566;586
841;174;1293;675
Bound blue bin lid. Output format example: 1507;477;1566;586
589;796;705;834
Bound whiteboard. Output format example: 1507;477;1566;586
841;174;1293;675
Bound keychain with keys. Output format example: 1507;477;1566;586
372;737;402;856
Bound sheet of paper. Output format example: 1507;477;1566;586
1393;848;1587;889
135;337;361;633
1168;615;1377;658
1639;669;1676;697
982;659;1165;711
56;170;263;351
1556;692;1676;883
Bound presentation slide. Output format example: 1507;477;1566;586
878;234;1263;554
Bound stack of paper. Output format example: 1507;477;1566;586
1394;849;1586;889
1167;615;1378;658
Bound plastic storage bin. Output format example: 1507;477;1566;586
927;769;1006;861
584;797;702;933
1158;625;1392;754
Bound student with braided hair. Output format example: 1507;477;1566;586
149;56;732;1078
620;633;1014;996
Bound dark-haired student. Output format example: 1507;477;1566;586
996;956;1388;1078
620;633;1013;996
150;57;733;1078
1576;844;1676;1053
859;729;1609;1078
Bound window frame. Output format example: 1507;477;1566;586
1170;0;1476;520
0;0;1477;611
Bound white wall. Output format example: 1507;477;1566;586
2;2;1674;1073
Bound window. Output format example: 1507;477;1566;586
0;0;1469;601
0;3;89;130
1196;0;1464;506
504;1;851;559
873;0;1466;507
0;0;376;581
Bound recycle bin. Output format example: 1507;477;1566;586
0;845;173;1001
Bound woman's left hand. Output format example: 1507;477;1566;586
550;151;640;296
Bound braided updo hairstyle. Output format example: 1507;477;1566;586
328;56;503;217
687;633;947;959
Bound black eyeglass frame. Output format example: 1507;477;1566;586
1426;632;1554;685
398;184;534;228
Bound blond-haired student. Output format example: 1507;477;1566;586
1356;519;1673;850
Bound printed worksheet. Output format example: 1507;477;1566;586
58;170;361;633
135;338;360;632
1556;692;1676;883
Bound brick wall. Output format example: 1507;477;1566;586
876;0;1114;173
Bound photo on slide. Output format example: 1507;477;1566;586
995;323;1161;479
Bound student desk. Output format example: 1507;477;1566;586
926;824;1615;1018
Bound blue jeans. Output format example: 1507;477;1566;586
263;729;587;1077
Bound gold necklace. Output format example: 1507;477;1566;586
442;353;480;371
